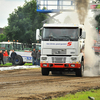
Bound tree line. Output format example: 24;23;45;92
1;0;100;43
2;0;46;44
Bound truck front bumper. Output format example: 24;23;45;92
40;63;81;68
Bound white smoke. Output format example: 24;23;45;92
84;11;100;76
57;11;100;76
74;0;100;76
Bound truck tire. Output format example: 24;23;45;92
76;61;84;77
15;55;23;65
41;68;49;76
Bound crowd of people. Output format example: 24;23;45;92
0;49;41;66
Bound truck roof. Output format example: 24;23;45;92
43;24;84;28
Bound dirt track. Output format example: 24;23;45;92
0;68;100;100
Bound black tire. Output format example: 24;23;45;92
41;68;49;76
15;55;23;65
76;61;84;77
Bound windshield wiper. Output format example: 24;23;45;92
43;36;57;41
60;35;72;41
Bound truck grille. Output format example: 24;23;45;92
52;57;66;63
52;49;66;55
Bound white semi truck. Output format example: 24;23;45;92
36;24;86;77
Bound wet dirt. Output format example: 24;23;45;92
0;68;100;100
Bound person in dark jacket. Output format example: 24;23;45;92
31;49;37;65
37;50;41;66
0;50;4;65
11;50;17;65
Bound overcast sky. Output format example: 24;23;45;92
0;0;94;28
0;0;25;28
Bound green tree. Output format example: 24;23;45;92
0;34;7;42
92;0;100;3
4;0;46;44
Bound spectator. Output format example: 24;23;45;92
3;50;9;64
5;50;9;56
31;49;37;65
0;50;4;65
3;50;6;64
37;50;41;66
11;50;17;65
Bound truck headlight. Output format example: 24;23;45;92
71;57;77;60
42;57;47;60
71;64;75;67
43;64;47;66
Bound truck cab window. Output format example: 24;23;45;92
42;27;79;41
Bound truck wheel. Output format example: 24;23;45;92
15;55;23;65
41;68;49;76
76;61;84;77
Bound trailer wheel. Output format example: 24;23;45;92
41;68;49;76
76;61;84;77
15;55;23;65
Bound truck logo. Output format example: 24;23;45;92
67;42;72;46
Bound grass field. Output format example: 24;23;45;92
50;89;100;100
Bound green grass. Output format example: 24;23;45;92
24;63;32;66
0;63;33;66
0;63;12;66
50;89;100;100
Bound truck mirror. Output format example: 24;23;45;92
36;29;40;40
80;28;82;36
81;32;86;39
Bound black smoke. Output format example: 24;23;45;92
76;0;89;24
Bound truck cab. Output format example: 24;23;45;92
36;24;86;77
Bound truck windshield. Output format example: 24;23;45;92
42;27;78;41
